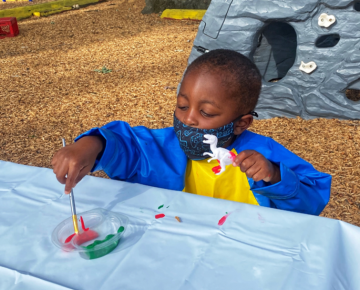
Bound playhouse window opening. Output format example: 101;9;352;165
315;34;340;48
346;89;360;102
253;22;297;82
354;1;360;11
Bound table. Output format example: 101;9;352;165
0;160;359;290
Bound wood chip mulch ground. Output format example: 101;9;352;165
0;0;359;226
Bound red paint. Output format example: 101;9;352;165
80;216;89;231
65;233;76;243
155;213;165;219
63;217;98;247
212;165;221;174
74;230;99;245
258;213;265;223
230;151;236;161
218;214;230;226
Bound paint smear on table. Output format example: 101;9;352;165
258;213;265;223
218;213;230;226
175;216;181;222
155;213;165;219
158;204;164;209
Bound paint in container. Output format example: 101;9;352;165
52;208;129;259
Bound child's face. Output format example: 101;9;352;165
175;69;243;130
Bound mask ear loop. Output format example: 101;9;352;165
229;111;258;144
232;111;258;124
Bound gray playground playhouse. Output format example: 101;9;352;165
184;0;360;119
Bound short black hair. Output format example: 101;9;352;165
185;49;262;113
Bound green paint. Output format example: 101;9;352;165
158;204;164;209
81;226;124;260
226;212;228;214
166;206;169;208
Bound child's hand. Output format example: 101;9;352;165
52;136;104;194
232;150;281;184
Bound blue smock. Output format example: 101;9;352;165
76;121;331;215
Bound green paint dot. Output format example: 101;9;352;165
166;206;169;208
158;204;164;209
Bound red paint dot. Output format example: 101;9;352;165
212;165;221;174
218;214;229;226
155;213;165;219
230;152;236;161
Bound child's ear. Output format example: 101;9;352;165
234;115;253;135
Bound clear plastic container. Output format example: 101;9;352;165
52;208;129;259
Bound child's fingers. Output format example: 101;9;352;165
53;160;68;185
243;163;261;179
52;148;69;183
233;150;255;167
74;165;92;186
252;169;268;182
240;158;257;173
64;164;81;194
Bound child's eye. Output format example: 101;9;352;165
177;106;188;111
201;111;216;118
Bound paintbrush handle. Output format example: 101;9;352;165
62;138;79;234
69;189;77;216
70;190;79;234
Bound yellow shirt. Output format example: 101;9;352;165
183;149;259;205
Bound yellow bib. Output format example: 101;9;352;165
183;149;259;205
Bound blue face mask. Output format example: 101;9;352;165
173;112;258;160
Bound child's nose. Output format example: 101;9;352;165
183;111;198;127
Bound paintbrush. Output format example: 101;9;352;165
62;138;79;235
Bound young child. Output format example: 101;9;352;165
52;49;331;215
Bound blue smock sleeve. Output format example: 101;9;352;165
249;137;331;215
75;121;187;191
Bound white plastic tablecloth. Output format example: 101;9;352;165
0;160;359;290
